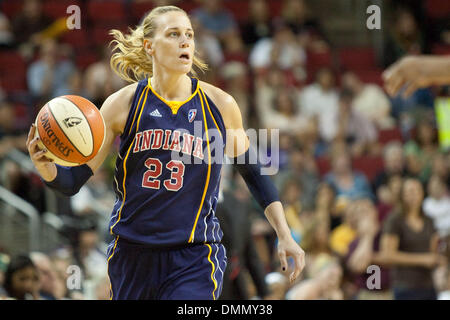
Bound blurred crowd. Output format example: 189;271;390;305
0;0;450;300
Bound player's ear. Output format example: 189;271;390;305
143;39;153;56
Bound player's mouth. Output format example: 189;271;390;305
179;53;191;63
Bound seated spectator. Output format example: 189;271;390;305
249;20;306;74
334;89;379;157
275;146;319;210
281;178;304;244
191;0;238;41
30;252;63;300
373;141;406;192
431;152;450;187
220;62;251;128
260;88;309;136
286;257;343;300
376;174;403;223
298;67;339;143
83;47;126;107
404;119;439;183
345;199;392;299
329;199;359;257
0;13;14;48
324;147;374;201
381;178;445;300
3;255;40;300
0;253;10;298
240;0;273;47
423;175;450;238
12;0;52;46
341;71;395;129
382;7;425;68
27;38;76;102
279;0;328;51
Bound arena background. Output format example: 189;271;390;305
0;0;449;300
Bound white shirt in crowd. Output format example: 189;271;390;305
423;196;450;237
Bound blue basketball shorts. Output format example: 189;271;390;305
106;237;227;300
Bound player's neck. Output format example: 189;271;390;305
150;70;191;101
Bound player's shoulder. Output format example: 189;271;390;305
198;80;240;127
100;82;139;133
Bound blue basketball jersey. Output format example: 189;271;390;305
109;77;226;247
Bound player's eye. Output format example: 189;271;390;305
169;31;178;37
186;33;193;39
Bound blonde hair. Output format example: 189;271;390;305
109;6;208;83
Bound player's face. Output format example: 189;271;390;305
149;11;195;75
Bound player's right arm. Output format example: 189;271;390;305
383;55;450;97
26;83;137;192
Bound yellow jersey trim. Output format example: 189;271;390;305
188;91;211;243
199;88;223;139
205;244;217;300
110;86;150;234
147;78;199;115
107;235;120;300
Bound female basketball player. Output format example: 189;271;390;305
26;6;305;300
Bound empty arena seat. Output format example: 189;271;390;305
87;0;126;23
339;47;377;71
431;44;450;55
378;128;403;145
130;1;155;22
43;0;81;19
75;50;98;70
356;69;383;86
0;51;27;92
223;0;249;23
352;156;384;182
0;0;23;19
316;156;331;177
59;28;89;47
426;0;450;19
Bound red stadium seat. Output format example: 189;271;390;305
59;28;89;47
306;49;333;83
316;156;331;177
87;0;126;23
0;0;23;19
356;69;383;86
431;44;450;55
91;23;127;47
353;156;384;182
130;1;155;23
339;47;377;71
75;50;98;70
178;1;197;14
43;0;81;19
426;0;450;19
0;51;27;92
378;128;403;145
223;0;249;23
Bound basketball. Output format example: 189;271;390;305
34;95;105;166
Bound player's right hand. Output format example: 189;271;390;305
26;124;57;181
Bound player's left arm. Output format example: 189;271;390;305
202;82;305;282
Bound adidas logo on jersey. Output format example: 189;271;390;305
150;109;162;117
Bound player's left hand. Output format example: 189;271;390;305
277;236;305;283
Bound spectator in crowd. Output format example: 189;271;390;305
3;254;40;300
249;19;306;75
27;38;76;103
430;152;450;187
220;61;251;128
260;88;308;136
286;257;343;300
0;13;14;48
299;67;339;143
381;178;445;300
0;99;27;158
0;253;10;297
383;7;425;68
240;0;273;47
345;199;392;299
423;175;450;239
11;0;52;47
376;174;404;224
30;251;64;300
324;147;374;201
191;0;238;41
373;141;406;192
279;0;328;52
329;199;359;257
83;47;127;108
281;178;304;244
341;71;394;129
404;119;439;183
264;272;289;300
217;175;269;300
275;146;319;211
334;89;379;157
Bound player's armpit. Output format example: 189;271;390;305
87;83;137;172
